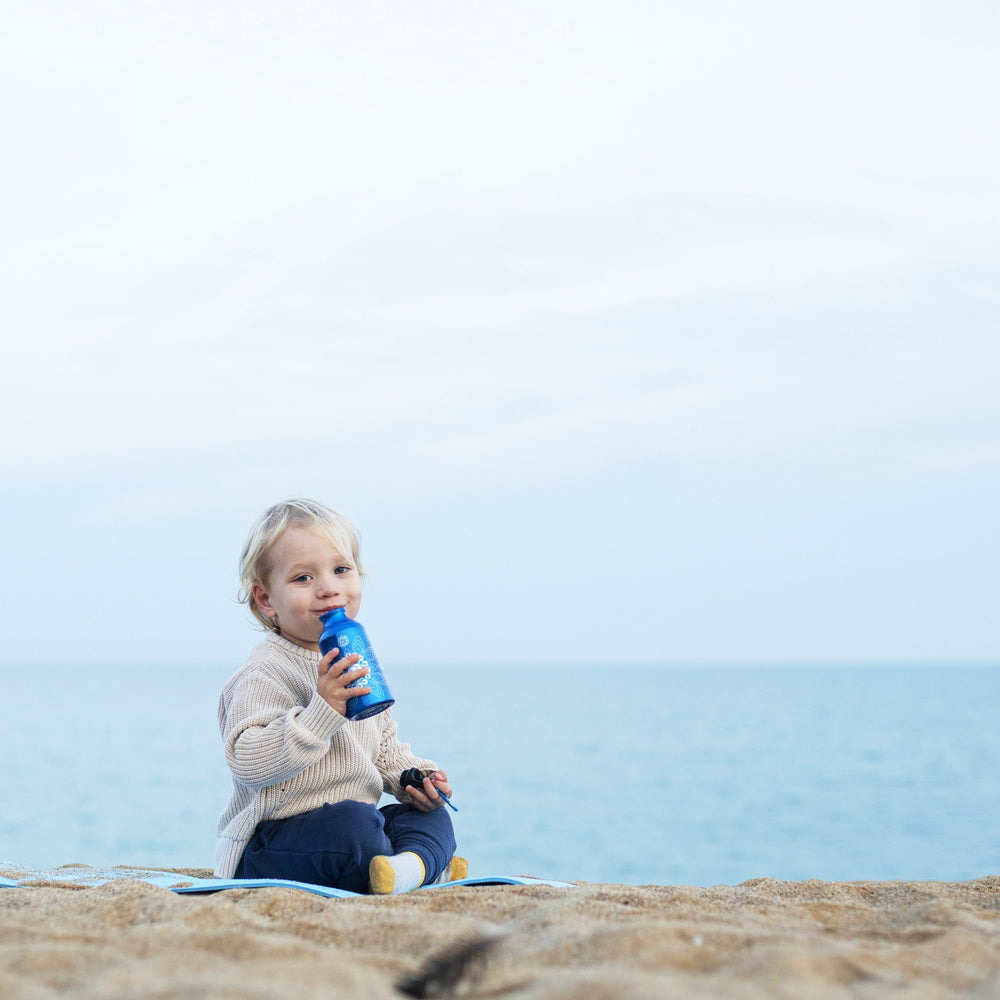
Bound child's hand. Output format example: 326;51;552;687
404;770;453;813
317;648;371;717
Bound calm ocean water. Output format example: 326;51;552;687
1;662;997;887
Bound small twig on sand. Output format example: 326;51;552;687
397;927;511;998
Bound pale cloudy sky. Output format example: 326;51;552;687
2;0;997;666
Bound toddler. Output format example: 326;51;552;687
215;498;458;894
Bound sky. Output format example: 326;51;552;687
1;0;997;667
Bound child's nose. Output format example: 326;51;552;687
317;574;340;596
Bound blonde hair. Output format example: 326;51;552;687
239;498;365;632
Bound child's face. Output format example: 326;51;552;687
252;525;363;651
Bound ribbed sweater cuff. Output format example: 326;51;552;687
297;691;348;739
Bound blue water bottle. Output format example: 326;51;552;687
318;608;395;720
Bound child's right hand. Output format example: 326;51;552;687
317;649;371;717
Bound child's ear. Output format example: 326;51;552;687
252;581;275;617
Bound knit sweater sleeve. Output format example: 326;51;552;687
220;638;347;790
373;708;439;801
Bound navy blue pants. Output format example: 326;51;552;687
235;800;456;894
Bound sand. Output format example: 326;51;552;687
1;866;999;999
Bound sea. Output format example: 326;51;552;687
1;662;997;887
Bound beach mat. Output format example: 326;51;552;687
0;865;572;897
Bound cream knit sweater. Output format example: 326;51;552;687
214;631;436;878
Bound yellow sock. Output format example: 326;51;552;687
369;852;425;895
432;855;469;884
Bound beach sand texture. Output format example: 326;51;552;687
1;867;999;998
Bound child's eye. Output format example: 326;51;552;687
334;565;353;575
292;574;313;583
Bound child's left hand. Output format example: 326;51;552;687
405;770;453;813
